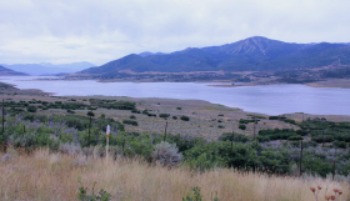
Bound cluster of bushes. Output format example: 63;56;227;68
239;119;256;124
1;112;125;150
5;100;89;113
1;105;350;178
142;109;157;117
89;99;136;110
300;119;350;147
258;129;305;142
122;119;138;126
269;115;297;125
257;119;350;148
238;118;260;130
159;113;170;119
4;99;138;115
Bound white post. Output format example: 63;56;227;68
106;125;110;161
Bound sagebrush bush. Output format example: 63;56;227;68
152;141;182;167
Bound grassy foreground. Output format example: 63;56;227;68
0;149;348;201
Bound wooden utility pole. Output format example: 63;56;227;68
332;148;337;180
332;159;336;180
253;123;256;139
122;132;126;156
299;140;304;176
163;121;168;141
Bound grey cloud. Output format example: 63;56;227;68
0;0;350;64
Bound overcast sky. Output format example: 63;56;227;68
0;0;349;65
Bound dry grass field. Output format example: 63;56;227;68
0;149;348;201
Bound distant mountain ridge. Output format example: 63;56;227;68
3;62;95;75
79;36;350;77
0;65;27;76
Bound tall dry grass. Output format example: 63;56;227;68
0;149;349;201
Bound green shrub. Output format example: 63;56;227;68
239;119;255;124
180;115;190;121
219;133;249;143
126;137;154;160
78;185;111;201
67;109;75;114
334;141;347;149
183;187;203;201
131;109;141;114
288;135;303;141
258;129;299;141
123;119;138;126
185;143;225;171
303;154;332;177
182;187;220;201
239;124;246;130
182;187;203;201
27;105;37;113
312;135;334;143
159;113;170;119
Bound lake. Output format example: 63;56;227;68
1;76;350;116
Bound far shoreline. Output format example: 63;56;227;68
6;75;350;89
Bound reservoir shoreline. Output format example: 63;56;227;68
1;76;350;116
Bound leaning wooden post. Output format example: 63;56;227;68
106;125;110;161
299;139;304;177
1;99;6;153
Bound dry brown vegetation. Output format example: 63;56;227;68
0;149;349;201
1;92;298;140
307;79;350;89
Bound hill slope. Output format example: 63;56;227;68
4;62;94;75
80;36;350;77
0;65;27;76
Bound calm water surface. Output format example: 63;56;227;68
1;76;349;115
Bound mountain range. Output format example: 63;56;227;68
3;62;94;76
79;36;350;78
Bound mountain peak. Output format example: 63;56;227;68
244;36;273;42
228;36;286;55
